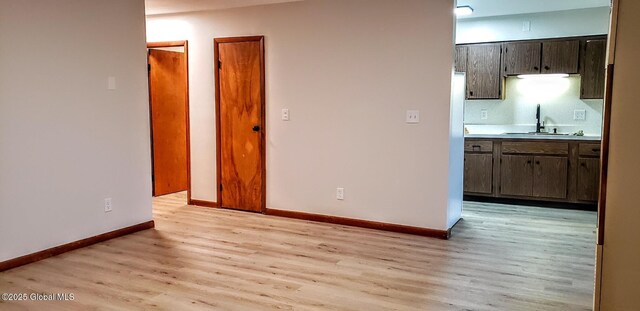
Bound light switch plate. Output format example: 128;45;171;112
107;77;116;90
522;21;531;32
282;108;290;121
406;110;420;124
574;109;586;121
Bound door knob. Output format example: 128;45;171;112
252;125;261;132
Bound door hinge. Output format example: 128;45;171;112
218;59;222;69
220;184;223;191
148;64;151;72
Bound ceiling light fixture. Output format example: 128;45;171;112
455;6;474;17
517;73;570;79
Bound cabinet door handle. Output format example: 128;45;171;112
581;162;586;167
469;91;474;96
536;161;540;165
544;65;550;70
534;66;539;70
527;160;532;164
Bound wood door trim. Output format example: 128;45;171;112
265;208;451;239
146;41;192;204
0;221;155;272
214;36;266;213
597;64;614;245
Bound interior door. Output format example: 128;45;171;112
216;37;265;212
148;49;188;196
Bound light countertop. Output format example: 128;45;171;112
465;133;601;141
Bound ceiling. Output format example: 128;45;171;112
457;0;610;19
145;0;302;15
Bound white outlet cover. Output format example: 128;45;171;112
282;108;290;121
481;109;488;120
574;109;586;121
406;110;419;124
336;188;344;200
522;21;531;32
107;77;116;90
104;198;113;212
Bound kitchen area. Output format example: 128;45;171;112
455;3;609;210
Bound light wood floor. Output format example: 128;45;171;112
0;193;596;310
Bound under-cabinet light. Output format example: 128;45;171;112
517;74;570;79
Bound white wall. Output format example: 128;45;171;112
457;7;610;44
147;0;459;230
0;0;152;261
464;76;604;136
448;73;465;228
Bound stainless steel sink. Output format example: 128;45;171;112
503;132;570;136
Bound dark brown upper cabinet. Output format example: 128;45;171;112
580;39;607;99
455;45;468;73
541;40;580;74
502;42;541;75
466;43;502;99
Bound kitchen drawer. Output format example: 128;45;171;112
502;141;568;155
464;140;493;153
579;143;602;157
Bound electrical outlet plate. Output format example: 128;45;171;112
406;110;419;124
336;188;344;200
481;109;488;120
104;198;112;213
574;109;586;121
282;108;290;121
522;21;531;32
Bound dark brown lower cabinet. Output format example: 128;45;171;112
500;155;533;196
465;138;600;205
532;156;568;199
577;158;600;201
464;153;493;194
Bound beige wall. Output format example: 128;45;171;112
0;0;152;261
147;0;460;230
598;0;640;309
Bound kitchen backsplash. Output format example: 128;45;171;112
464;76;603;136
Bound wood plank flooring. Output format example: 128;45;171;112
0;193;596;310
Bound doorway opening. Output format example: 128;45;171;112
147;41;191;200
214;36;266;213
454;2;612;309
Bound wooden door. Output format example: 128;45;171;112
148;49;188;196
532;156;568;199
466;44;502;99
464;153;493;194
216;37;265;212
454;45;468;72
581;39;607;99
577;157;600;201
500;155;533;197
541;40;580;74
503;42;541;75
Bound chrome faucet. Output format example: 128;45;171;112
536;104;545;133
